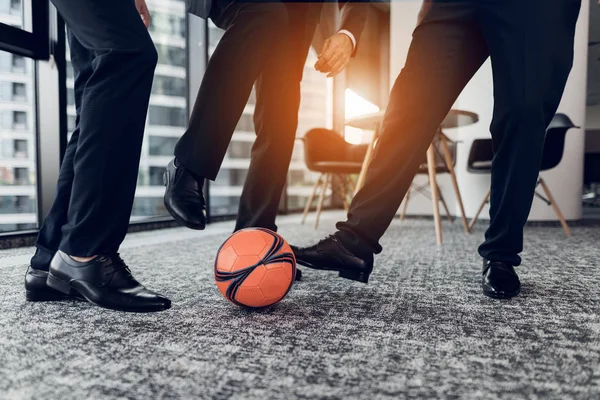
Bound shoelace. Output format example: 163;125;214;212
101;253;133;279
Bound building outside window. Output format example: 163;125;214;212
0;7;37;233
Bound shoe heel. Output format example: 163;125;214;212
46;273;75;296
339;270;370;283
26;289;69;302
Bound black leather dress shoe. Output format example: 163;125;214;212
293;236;373;283
482;259;521;299
163;158;206;230
47;251;171;312
25;266;83;302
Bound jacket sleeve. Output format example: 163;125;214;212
339;1;370;56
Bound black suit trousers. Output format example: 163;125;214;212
31;0;157;269
174;0;319;232
336;0;581;266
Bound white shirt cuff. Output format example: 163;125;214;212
338;29;357;51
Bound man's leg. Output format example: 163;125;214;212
336;4;489;258
234;4;314;232
41;0;170;312
295;3;490;282
477;0;580;266
164;1;290;229
30;32;93;271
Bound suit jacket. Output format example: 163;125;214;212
185;0;368;53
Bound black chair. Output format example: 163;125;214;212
300;128;368;228
467;113;579;235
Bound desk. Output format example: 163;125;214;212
346;109;479;244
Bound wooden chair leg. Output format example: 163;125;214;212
302;173;323;224
400;187;411;221
538;178;572;237
354;125;380;196
346;174;356;197
339;174;350;212
427;146;443;245
469;188;491;231
441;134;469;233
436;182;453;223
315;173;331;229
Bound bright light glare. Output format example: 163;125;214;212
344;89;379;144
345;127;364;144
345;88;379;119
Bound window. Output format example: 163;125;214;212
13;139;27;158
152;75;186;97
127;2;188;221
148;136;179;156
150;13;185;37
148;105;187;127
235;114;254;132
155;43;186;68
149;167;165;186
67;88;75;107
12;110;27;130
12;82;26;101
227;140;252;159
14;167;29;185
11;55;26;73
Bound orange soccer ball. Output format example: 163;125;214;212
214;228;296;308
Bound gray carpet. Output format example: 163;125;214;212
1;211;600;400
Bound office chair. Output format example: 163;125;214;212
300;128;368;228
468;113;578;236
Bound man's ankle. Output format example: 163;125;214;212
71;255;97;263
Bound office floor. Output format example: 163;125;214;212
1;212;599;399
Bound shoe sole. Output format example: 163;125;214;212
163;170;206;231
47;273;171;313
296;260;370;283
482;286;521;299
25;289;78;302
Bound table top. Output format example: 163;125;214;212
345;109;479;130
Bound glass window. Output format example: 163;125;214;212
148;105;187;127
152;75;186;97
155;43;186;68
150;13;185;37
67;88;75;107
148;136;179;156
128;4;188;221
0;51;37;232
12;82;26;101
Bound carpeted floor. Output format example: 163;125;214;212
1;211;599;400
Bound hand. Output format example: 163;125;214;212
135;0;151;29
314;33;353;78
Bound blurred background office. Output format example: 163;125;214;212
0;0;598;237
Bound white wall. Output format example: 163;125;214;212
392;0;590;221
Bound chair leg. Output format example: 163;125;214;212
315;173;331;229
441;135;469;233
346;174;356;197
400;187;411;221
436;182;453;223
427;146;443;245
538;178;572;237
339;174;350;212
469;188;491;231
302;173;323;224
